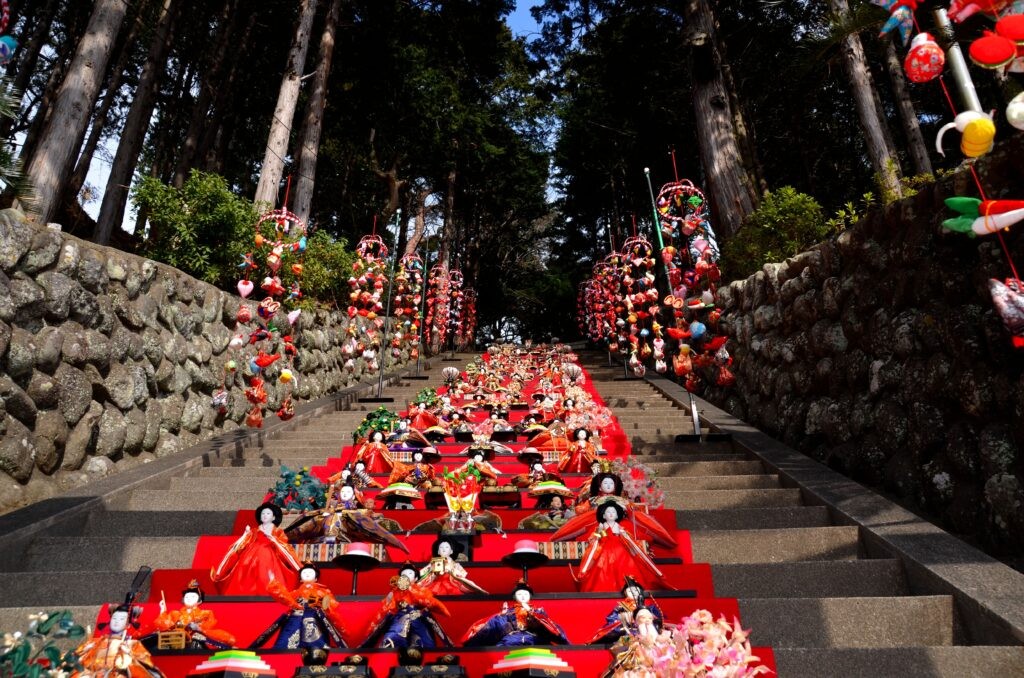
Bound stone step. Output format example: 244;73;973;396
15;536;200;572
675;506;832;531
127;490;268;511
647;460;764;476
237;446;338;458
634;442;738;456
711;559;908;598
168;477;287;494
772;647;1024;678
738;596;954;648
691;526;861;563
198;466;293;477
51;510;238;537
662;487;802;509
0;572;151;607
658;474;780;491
247;441;347;451
634;452;749;463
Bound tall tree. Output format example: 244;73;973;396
882;39;932;175
95;0;180;244
23;0;126;222
253;0;319;207
828;0;903;199
294;0;342;225
682;0;760;239
0;0;59;140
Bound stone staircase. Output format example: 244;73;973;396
581;353;1024;677
1;350;1022;676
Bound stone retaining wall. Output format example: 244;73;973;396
0;210;408;512
705;141;1024;563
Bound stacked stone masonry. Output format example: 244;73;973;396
0;209;407;514
705;140;1024;566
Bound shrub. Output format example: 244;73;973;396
721;186;838;281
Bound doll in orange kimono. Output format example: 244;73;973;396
558;427;598;474
408;403;439;431
211;502;301;596
73;604;164;678
251;564;347;649
150;580;236;650
417;537;488;595
571;499;671;592
353;429;395;474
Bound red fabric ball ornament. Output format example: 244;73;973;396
970;31;1017;69
904;33;945;83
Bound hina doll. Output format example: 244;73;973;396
588;576;664;644
73;604;165;678
526;424;570;457
150;580;236;650
353;429;394;474
361;568;454;649
409;403;439;431
599;608;674;678
417;537;488;595
517;490;576;530
461;582;570;647
211;502;301;596
286;484;409;553
390;448;439;489
558;427;598;474
456;446;500;486
571;499;671;592
252;564;347;650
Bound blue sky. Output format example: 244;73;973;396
507;1;542;38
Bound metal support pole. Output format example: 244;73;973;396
689;392;702;441
934;8;983;113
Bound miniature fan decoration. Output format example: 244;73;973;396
228;208;307;428
390;253;424;362
346;234;390;374
425;263;451;353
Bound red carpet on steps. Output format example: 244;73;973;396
91;355;776;676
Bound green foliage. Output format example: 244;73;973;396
413;388;439;407
293;230;358;310
134;171;259;288
269;466;326;511
721;187;838;280
0;80;33;206
353;407;400;443
0;610;86;678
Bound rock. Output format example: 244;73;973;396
123;408;146;456
978;423;1017;476
180;396;205;433
36;270;79;321
106;256;127;281
83;329;111;369
68;286;101;328
95;405;126;458
94;294;116;334
0;375;37;426
111;286;144;329
5;327;37;379
0;210;33;272
26;370;60;409
21;474;57;504
102;362;137;411
124;262;142;298
134;294;158;329
82;456;114;478
143;403;161;450
984;473;1024;534
10;275;45;329
0;320;9;359
35;409;69;458
54;363;92;425
55;240;80;275
62;401;102;470
158;394;185;433
201;287;223;323
19;228;62;273
0;475;24;511
76;249;108;292
184;359;217;391
141;260;157;284
35;326;63;373
154;431;180;458
204;322;231;354
141;328;165;366
0;415;36;481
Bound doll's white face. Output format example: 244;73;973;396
354;461;366;472
372;432;384;442
182;592;201;607
514;589;531;605
600;477;616;494
532;463;544;472
624;586;643;601
473;453;484;463
414;451;425;462
602;505;619;522
300;568;317;582
400;568;417;583
341;469;352;480
437;542;453;558
260;508;276;525
577;429;587;441
339;486;355;501
550;496;563;510
108;610;129;634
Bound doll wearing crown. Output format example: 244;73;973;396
361;566;454;649
417;537;488;595
73;602;165;678
589;576;664;645
149;580;236;650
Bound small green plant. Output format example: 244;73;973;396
291;229;358;310
0;610;86;678
722;186;841;280
353;407;400;442
413;387;439;407
268;465;327;511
